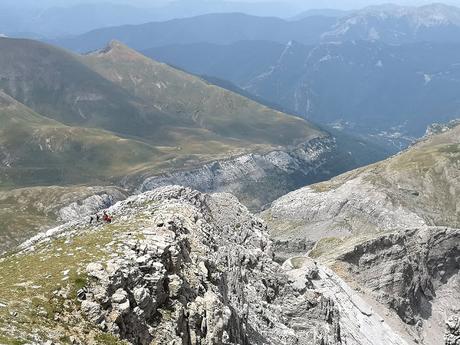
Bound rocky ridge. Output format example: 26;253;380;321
0;126;383;256
1;186;410;344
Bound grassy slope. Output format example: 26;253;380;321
0;198;161;344
0;185;126;255
0;37;174;140
0;91;166;188
0;91;161;253
0;222;130;344
373;125;460;227
0;37;323;177
0;37;322;150
82;41;322;147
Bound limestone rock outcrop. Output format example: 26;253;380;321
263;123;460;262
446;315;460;345
58;190;126;221
13;186;409;344
329;227;460;345
136;137;361;210
76;186;347;344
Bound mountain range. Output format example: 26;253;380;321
0;1;307;38
53;3;460;54
0;37;387;254
145;39;460;150
0;4;459;344
48;3;460;152
51;13;336;53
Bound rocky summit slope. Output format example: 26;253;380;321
0;186;412;345
264;122;460;256
326;227;460;345
262;123;460;345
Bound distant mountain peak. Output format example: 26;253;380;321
90;40;139;56
86;40;158;65
354;2;460;24
107;39;125;50
0;90;15;107
322;2;460;44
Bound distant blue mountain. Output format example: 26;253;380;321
51;13;336;53
0;1;304;38
145;39;460;150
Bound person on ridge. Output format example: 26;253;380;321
103;211;112;223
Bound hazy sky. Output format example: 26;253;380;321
5;0;460;10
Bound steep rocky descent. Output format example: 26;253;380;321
0;186;408;344
446;315;460;344
308;227;460;345
263;122;460;258
261;123;460;345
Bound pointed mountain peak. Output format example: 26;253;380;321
89;40;150;63
0;90;16;108
106;39;130;51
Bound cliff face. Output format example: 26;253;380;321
1;186;409;344
136;136;366;211
328;227;460;345
261;123;460;345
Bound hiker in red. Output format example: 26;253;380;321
102;211;112;223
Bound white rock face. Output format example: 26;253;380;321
58;191;125;220
336;227;460;345
314;266;407;345
446;315;460;344
136;137;351;210
283;256;408;345
265;176;426;246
